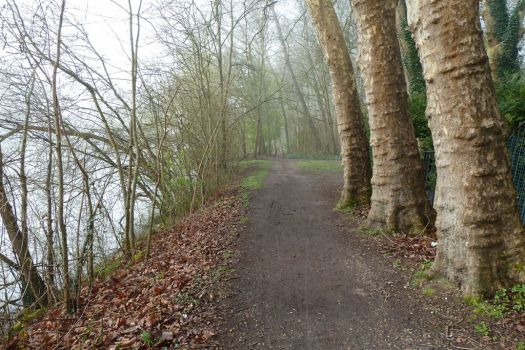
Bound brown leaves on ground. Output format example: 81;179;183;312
350;205;437;263
377;228;437;263
7;192;243;349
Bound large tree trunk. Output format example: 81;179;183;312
0;148;48;306
407;0;525;295
350;0;431;232
305;0;372;207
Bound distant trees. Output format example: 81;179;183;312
1;0;324;321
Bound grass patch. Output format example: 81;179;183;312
410;260;433;288
238;159;271;207
296;160;342;172
94;257;122;280
237;159;271;170
241;168;269;191
422;287;436;297
286;153;341;160
360;227;383;236
239;159;271;192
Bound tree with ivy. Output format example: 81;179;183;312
482;0;525;81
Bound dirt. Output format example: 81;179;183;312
219;159;468;350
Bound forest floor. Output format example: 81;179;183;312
218;159;524;350
5;158;525;349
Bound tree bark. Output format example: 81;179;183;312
407;0;525;295
350;0;431;232
0;148;48;306
305;0;372;207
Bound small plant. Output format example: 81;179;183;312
516;341;525;350
510;284;525;312
361;227;382;236
410;260;433;288
464;295;506;318
422;287;436;297
222;250;234;259
176;291;199;306
466;284;525;319
475;321;491;337
141;331;154;346
132;251;145;262
239;216;249;225
393;259;402;269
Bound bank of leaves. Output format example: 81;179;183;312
4;191;244;349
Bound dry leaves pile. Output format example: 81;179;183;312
378;229;437;263
7;193;243;349
350;205;437;263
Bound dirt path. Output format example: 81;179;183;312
220;159;453;349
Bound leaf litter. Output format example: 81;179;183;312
5;190;244;349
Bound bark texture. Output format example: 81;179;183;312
305;0;372;207
407;0;525;295
351;0;430;232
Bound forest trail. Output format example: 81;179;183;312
220;159;449;350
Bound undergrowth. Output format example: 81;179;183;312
465;284;525;319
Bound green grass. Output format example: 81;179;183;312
94;257;122;280
239;160;271;191
241;168;270;190
475;321;491;336
286;153;341;160
237;159;272;170
410;260;433;288
238;159;271;206
464;283;525;319
422;287;436;297
296;160;342;172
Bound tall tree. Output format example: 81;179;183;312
351;0;431;232
305;0;371;207
396;0;425;95
407;0;525;295
51;0;72;311
481;0;525;81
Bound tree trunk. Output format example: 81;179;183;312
52;0;71;311
350;0;431;232
481;0;525;81
279;93;291;153
407;0;525;295
396;0;425;95
305;0;371;207
0;148;48;306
